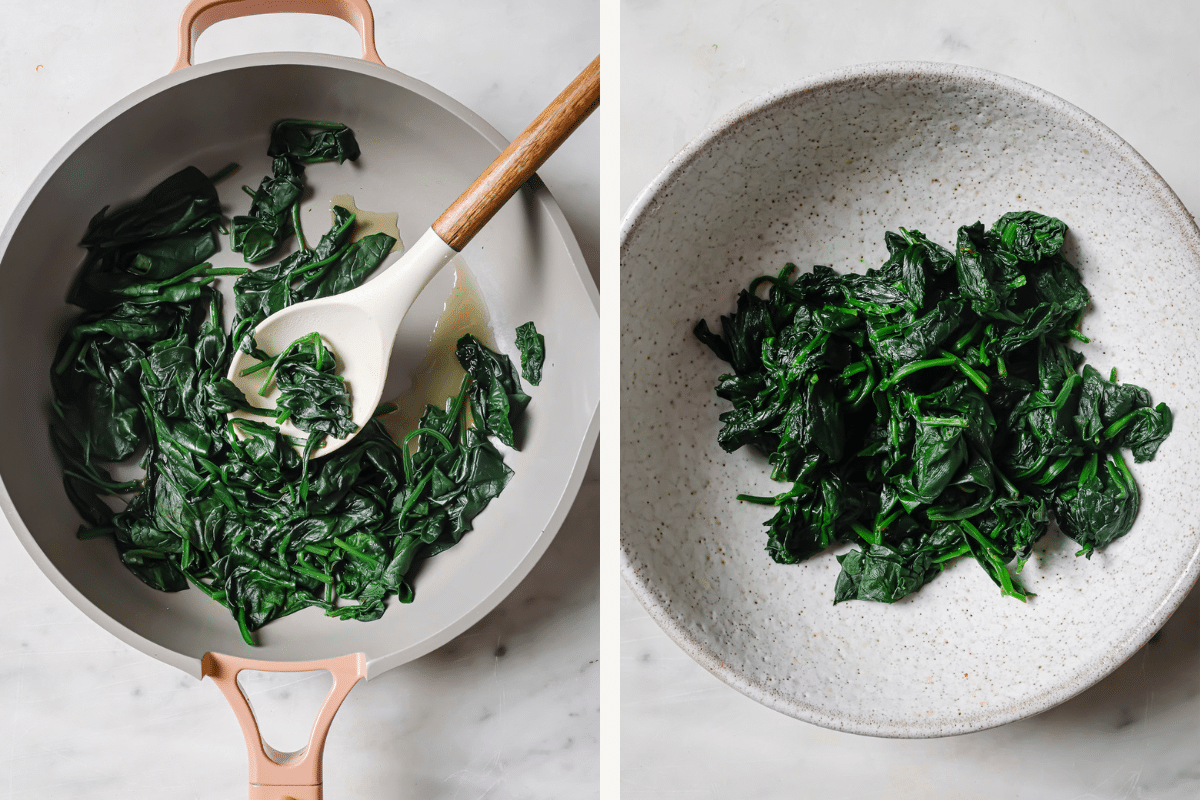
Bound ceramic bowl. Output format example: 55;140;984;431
620;61;1200;737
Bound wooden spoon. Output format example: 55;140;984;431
227;55;599;455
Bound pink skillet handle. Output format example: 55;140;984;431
171;0;385;73
203;651;367;800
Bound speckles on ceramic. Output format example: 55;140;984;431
619;62;1200;738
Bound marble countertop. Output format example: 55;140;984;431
0;2;598;798
620;1;1200;797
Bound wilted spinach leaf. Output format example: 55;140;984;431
515;321;545;385
231;119;362;264
457;334;531;449
242;332;357;442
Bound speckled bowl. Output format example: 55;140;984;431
620;62;1200;737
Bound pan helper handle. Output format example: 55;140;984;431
203;651;367;800
171;0;385;72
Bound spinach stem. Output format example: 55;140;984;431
938;350;990;393
333;537;379;567
851;522;881;546
933;542;971;563
397;472;435;526
207;162;239;183
881;356;957;389
237;608;255;647
53;338;83;375
294;558;333;584
916;415;968;428
959;519;1002;554
736;493;778;505
1103;410;1139;439
76;526;114;540
950;320;982;351
292;202;311;252
403;427;455;454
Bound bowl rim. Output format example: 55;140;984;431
619;59;1200;738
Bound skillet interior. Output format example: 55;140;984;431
0;54;599;677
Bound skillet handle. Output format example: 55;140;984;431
171;0;385;73
203;651;367;800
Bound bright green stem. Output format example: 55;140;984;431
397;471;435;526
294;558;333;584
76;526;114;540
53;337;83;375
402;427;454;454
249;332;326;396
736;493;778;505
292;239;354;279
851;522;881;546
841;361;868;379
985;549;1029;602
1051;374;1082;411
443;374;473;441
951;320;983;351
916;416;968;428
333;537;379;567
881;356;957;389
1079;452;1099;488
123;548;166;560
938;350;990;393
237;608;255;647
292;202;310;252
1033;455;1073;486
874;508;902;534
959;519;1002;555
933;542;972;563
1103;410;1140;439
207;162;239;183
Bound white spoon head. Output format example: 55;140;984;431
226;299;390;458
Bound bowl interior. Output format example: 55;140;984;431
621;64;1200;736
0;56;598;677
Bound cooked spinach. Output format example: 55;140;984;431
241;332;357;443
51;121;528;644
268;119;362;164
231;119;361;264
457;334;531;449
695;212;1172;604
515;321;545;386
231;204;395;352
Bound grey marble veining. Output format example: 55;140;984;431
622;0;1200;796
0;2;598;798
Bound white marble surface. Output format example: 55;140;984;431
621;0;1200;797
0;2;598;798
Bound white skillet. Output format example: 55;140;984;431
0;1;600;797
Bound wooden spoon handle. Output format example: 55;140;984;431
432;55;599;252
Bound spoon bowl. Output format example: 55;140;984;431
228;298;387;449
226;228;455;454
